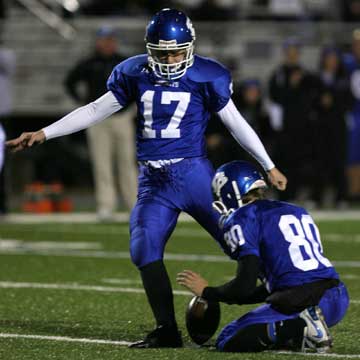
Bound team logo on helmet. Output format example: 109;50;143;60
186;17;196;40
212;172;228;198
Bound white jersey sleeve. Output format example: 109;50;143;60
217;98;275;171
43;91;122;140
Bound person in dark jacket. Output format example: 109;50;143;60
343;30;360;202
234;79;274;155
268;39;318;201
207;79;272;168
311;46;353;207
0;43;15;215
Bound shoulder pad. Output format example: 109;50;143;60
186;55;230;82
114;54;149;77
222;210;238;230
232;203;258;220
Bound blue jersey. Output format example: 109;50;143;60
221;200;338;292
107;54;232;160
343;53;360;164
343;53;360;112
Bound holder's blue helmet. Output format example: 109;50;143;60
212;161;268;211
145;8;196;80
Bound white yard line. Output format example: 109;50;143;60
0;240;102;250
274;351;360;358
341;274;360;280
2;213;131;224
1;226;209;238
0;332;359;358
101;278;143;285
0;247;359;268
0;281;191;296
2;212;197;224
0;248;229;262
0;281;358;306
332;261;360;268
325;235;360;243
0;332;132;346
2;210;360;224
3;225;360;241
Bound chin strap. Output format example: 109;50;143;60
212;200;229;215
212;201;234;229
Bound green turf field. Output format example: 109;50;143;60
0;220;359;359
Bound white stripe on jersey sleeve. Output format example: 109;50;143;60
43;91;122;140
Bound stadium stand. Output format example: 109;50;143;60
2;5;360;115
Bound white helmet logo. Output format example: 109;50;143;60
212;172;228;197
186;17;196;40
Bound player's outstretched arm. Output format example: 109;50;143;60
6;130;46;153
217;99;287;191
267;167;287;191
6;92;122;153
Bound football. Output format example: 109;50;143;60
185;296;221;345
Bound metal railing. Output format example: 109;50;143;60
15;0;76;40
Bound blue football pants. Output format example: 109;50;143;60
216;282;350;351
129;157;222;268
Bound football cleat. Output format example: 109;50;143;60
299;306;333;353
128;325;183;348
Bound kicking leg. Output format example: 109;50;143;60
182;158;223;243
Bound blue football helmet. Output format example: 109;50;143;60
145;8;196;80
212;160;268;212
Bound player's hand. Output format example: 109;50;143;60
6;130;46;152
177;270;209;296
267;167;287;191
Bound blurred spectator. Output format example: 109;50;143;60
311;47;353;208
0;42;15;215
343;30;360;201
207;79;271;168
244;0;335;21
233;79;273;152
0;0;6;19
80;0;162;16
268;38;318;202
173;0;204;13
0;0;7;38
81;0;127;16
341;0;360;22
142;0;175;15
268;0;305;20
189;0;239;21
238;0;337;21
64;26;137;220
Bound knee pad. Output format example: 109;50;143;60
130;225;163;268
